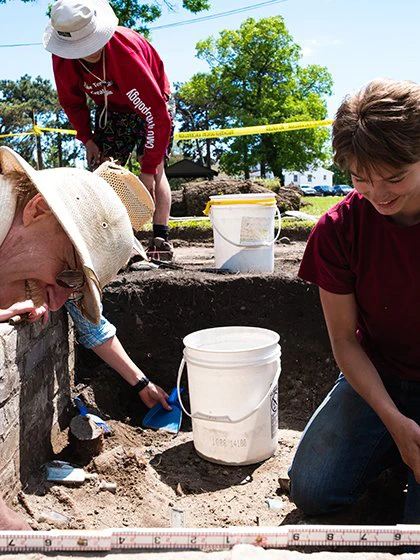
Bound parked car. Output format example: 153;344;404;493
313;184;335;196
299;185;317;196
332;184;353;196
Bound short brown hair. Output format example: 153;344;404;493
333;78;420;177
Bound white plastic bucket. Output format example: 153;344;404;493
205;193;281;273
177;326;281;465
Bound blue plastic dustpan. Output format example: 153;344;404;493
142;388;183;434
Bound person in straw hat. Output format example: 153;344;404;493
0;160;170;423
0;146;136;529
43;0;175;261
65;161;171;410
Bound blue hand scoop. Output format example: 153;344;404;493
142;387;183;434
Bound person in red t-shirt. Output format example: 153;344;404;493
43;0;174;260
289;78;420;527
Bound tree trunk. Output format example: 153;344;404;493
260;161;266;178
243;143;250;179
205;138;211;169
195;139;204;166
57;133;63;167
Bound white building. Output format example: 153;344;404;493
284;167;333;187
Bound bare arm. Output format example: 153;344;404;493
0;301;48;324
319;288;420;481
92;335;171;410
0;495;31;530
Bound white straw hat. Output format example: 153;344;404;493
94;161;155;231
0;147;134;325
94;161;154;261
43;0;118;59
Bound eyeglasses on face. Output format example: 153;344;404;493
56;246;85;302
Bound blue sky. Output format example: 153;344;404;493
1;0;420;119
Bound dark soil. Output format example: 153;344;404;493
13;235;406;549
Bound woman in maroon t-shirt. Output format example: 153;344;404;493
289;78;420;532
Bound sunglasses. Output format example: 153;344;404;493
56;246;85;302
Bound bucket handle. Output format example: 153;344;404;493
176;358;280;424
210;205;282;249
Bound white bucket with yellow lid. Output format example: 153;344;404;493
203;193;281;273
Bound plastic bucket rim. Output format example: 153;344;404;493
183;326;280;354
183;346;281;368
209;193;276;202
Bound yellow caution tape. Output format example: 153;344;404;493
175;119;333;141
0;119;332;141
0;131;33;139
203;197;277;216
39;126;77;135
0;125;77;139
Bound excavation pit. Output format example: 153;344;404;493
12;241;406;540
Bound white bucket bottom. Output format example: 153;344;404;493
177;326;281;465
209;193;280;273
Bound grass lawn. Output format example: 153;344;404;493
281;196;343;236
156;196;344;238
301;196;342;216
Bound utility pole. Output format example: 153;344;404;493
32;109;43;170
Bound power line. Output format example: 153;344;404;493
150;0;288;30
0;42;42;48
0;0;287;48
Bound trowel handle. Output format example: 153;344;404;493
73;397;89;416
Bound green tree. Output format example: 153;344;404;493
177;16;333;180
174;73;224;168
110;0;210;34
0;75;83;168
14;0;210;33
328;162;351;185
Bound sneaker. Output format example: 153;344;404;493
146;237;174;262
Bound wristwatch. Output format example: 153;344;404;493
132;376;150;393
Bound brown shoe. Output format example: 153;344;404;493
146;237;174;262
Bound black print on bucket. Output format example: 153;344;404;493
270;386;278;440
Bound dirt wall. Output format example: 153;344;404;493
76;271;338;431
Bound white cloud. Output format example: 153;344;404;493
300;37;342;58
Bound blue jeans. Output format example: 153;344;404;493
288;373;420;522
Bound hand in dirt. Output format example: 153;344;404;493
0;496;31;530
139;382;171;410
0;300;49;324
85;139;101;170
390;415;420;482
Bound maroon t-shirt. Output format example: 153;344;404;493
299;190;420;381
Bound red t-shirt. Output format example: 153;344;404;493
52;27;171;175
299;189;420;381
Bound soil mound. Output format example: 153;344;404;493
171;179;301;216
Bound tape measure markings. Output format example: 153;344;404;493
0;530;112;551
286;526;420;546
0;525;419;552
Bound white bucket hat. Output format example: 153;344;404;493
0;146;134;325
43;0;118;59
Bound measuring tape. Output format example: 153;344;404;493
0;525;419;552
